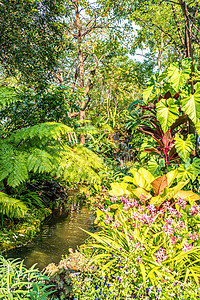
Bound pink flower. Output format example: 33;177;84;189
168;207;179;216
136;256;142;263
162;224;175;236
138;206;145;213
170;235;181;245
189;204;200;216
129;198;138;207
102;207;110;215
182;239;193;252
148;204;157;214
166;217;174;225
163;201;170;209
175;220;186;230
110;196;118;203
128;233;133;239
176;197;187;209
189;231;199;241
155;248;167;264
134;242;144;251
104;216;113;224
112;220;121;228
139;193;149;202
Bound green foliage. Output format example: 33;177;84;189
44;250;91;299
0;192;27;219
12;121;73;143
175;134;195;162
0;122;106;190
109;167;200;207
71;194;200;299
55;144;105;184
156;98;179;132
137;58;200;187
0;86;80;133
0;0;66;87
0;256;53;299
181;83;200;124
166;60;191;91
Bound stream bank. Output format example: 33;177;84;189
5;203;95;270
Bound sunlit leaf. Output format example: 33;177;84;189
156;98;179;132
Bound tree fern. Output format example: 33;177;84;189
12;122;74;143
0;143;28;187
27;149;53;173
0;192;28;218
55;144;105;184
0;122;106;188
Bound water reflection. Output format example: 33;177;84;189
6;204;95;270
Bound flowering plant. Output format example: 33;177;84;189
83;193;200;287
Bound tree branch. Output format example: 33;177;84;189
134;16;183;59
171;3;186;56
193;0;198;19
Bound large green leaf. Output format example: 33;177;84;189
175;134;195;162
129;168;152;190
192;158;200;176
150;181;188;207
195;120;200;136
143;85;155;104
177;164;196;182
156;98;179;132
167;60;191;92
109;182;130;197
166;170;178;187
181;83;200;124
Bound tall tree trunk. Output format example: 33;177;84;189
74;0;86;144
179;0;194;93
157;33;163;75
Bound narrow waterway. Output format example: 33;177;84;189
6;204;95;270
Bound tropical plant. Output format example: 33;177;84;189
133;58;200;183
0;256;54;299
72;196;200;299
109;167;200;208
0;122;106;190
0;121;107;220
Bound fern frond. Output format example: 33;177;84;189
55;145;105;184
0;122;107;188
0;192;28;218
0;143;28;187
27;149;53;173
12;122;74;143
0;86;21;107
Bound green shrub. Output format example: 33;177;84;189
0;256;54;299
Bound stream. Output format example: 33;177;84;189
6;204;95;270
